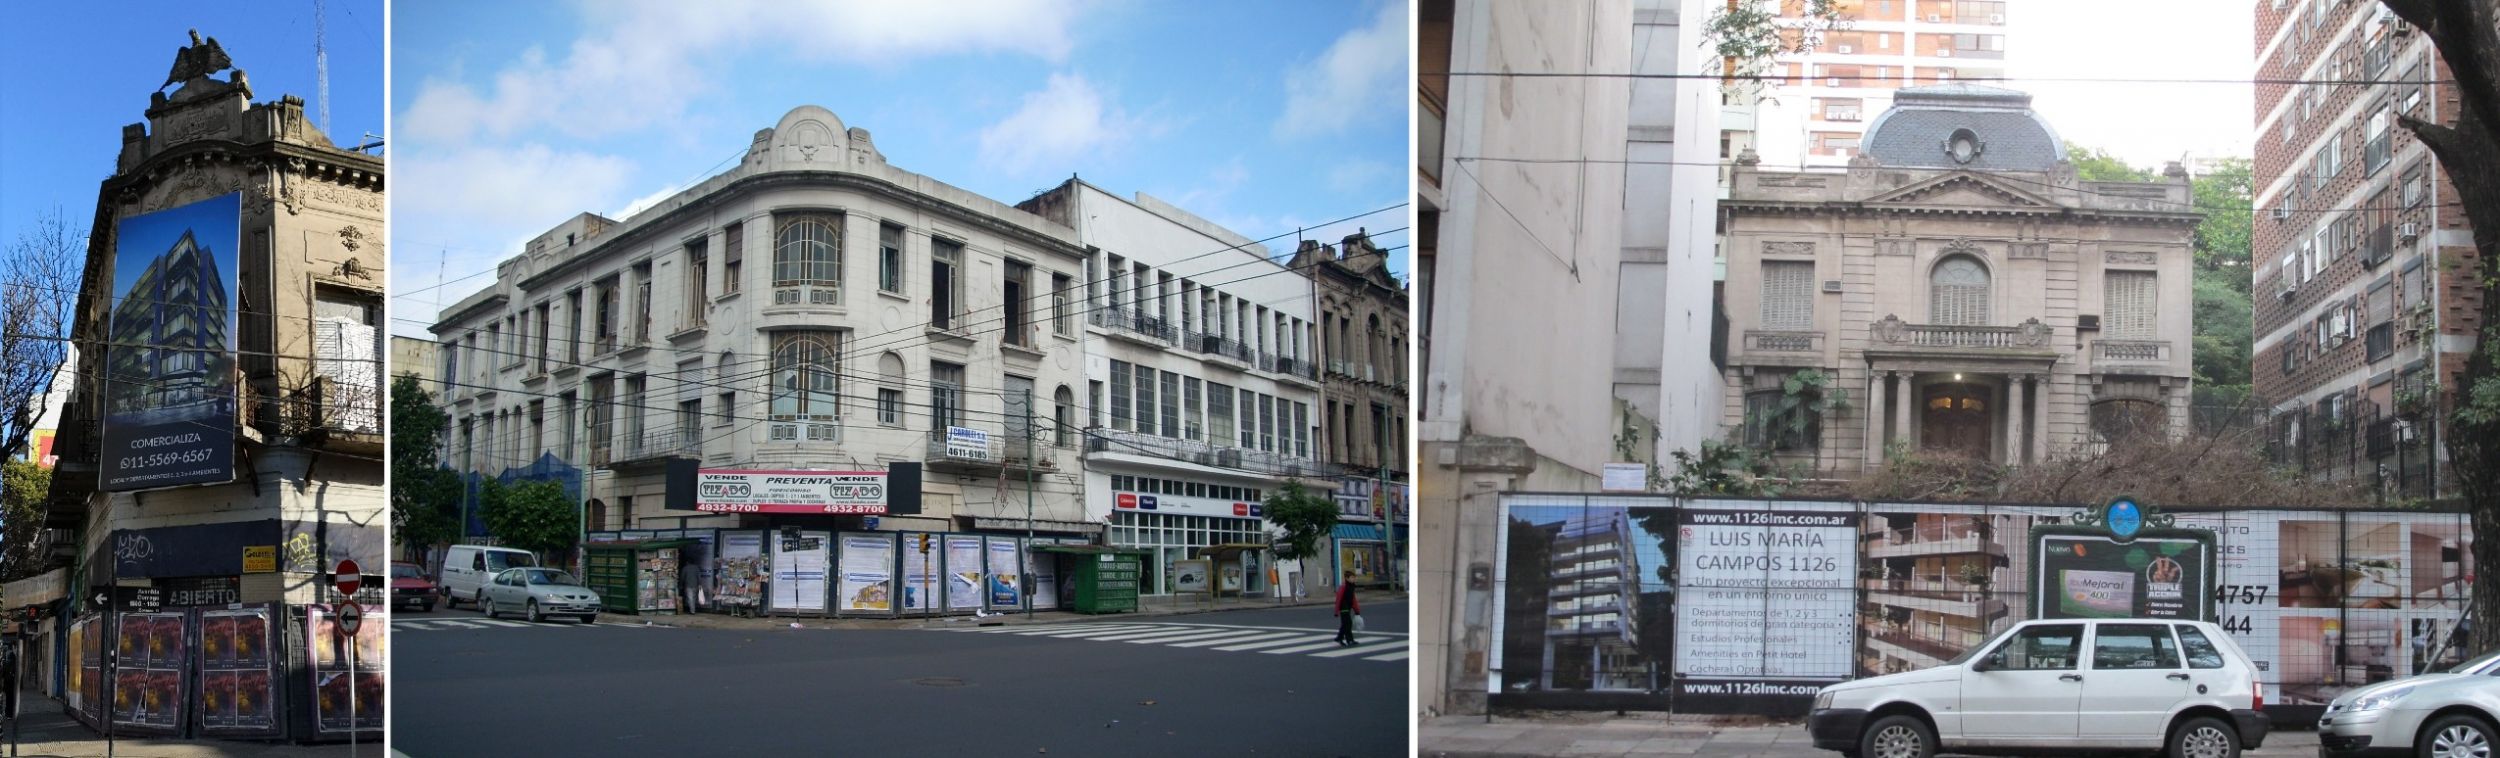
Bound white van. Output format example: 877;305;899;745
438;545;539;608
1809;618;2269;758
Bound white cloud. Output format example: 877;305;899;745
977;73;1153;174
1276;1;1409;139
401;0;1082;144
393;144;637;259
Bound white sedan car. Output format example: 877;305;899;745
2320;647;2500;758
479;567;602;624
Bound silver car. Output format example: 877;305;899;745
2320;647;2500;758
479;568;602;624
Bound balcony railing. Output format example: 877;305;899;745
1091;307;1177;344
1743;330;1824;353
1083;427;1335;477
1186;332;1255;364
927;425;1053;471
2093;340;2171;364
616;428;702;462
1869;315;2052;351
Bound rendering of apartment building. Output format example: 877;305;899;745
1012;179;1333;598
1418;0;1638;716
1537;509;1646;691
1857;512;2020;675
430;106;1094;545
36;32;385;741
1742;0;2014;169
1719;85;2200;475
2249;0;2473;498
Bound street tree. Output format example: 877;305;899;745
391;374;463;560
2377;0;2500;651
2067;145;2155;182
1;460;50;582
0;209;78;466
1261;480;1339;564
479;478;577;565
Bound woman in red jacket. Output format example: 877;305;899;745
1335;570;1361;646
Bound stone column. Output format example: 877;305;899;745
1999;379;2015;464
1893;372;1915;451
1867;370;1890;465
2029;374;2051;463
2008;376;2028;466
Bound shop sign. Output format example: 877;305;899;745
241;546;275;573
1112;490;1265;519
163;577;241;607
697;469;887;515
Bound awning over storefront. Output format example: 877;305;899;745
1;567;69;608
1331;523;1409;542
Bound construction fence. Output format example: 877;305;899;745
1487;493;2474;720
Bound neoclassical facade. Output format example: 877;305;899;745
433;106;1094;538
1718;85;2201;475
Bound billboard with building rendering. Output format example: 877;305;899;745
101;193;240;492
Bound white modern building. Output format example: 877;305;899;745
1619;0;1729;470
1014;179;1334;598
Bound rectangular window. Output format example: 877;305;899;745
931;238;963;329
676;400;700;447
534;303;551;373
1985;624;2083;671
2091;624;2183;670
1258;394;1276;452
1089;380;1104;429
686;241;708;328
1760;261;1815;330
1052;273;1074;336
1238;388;1256;448
1294;401;1310;458
2104;271;2157;340
717;392;734;427
1004;260;1033;346
566;291;584;362
1136;364;1158;436
1159;370;1180;438
1109;360;1133;431
1183;377;1203;441
879;223;905;294
594;280;620;353
722;223;744;294
930;361;965;429
633;261;653;342
770;330;843;432
1208;382;1235;444
878;388;902;426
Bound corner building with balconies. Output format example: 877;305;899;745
1014;179;1331;598
431;106;1094;545
1719;85;2201;475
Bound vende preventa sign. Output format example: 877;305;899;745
696;469;887;514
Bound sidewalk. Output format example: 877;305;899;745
0;708;364;757
611;589;1401;632
1419;713;2323;757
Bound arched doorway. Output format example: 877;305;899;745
1921;382;1992;459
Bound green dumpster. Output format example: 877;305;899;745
582;540;694;615
1036;546;1146;614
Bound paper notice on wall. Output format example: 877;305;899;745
837;534;895;612
772;531;830;613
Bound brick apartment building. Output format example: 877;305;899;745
2249;0;2479;499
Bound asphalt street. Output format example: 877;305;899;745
394;601;1408;757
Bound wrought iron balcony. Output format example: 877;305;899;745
1091;307;1177;345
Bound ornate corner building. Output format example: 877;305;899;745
36;31;385;741
1720;85;2201;475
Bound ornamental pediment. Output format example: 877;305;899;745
1863;172;2059;210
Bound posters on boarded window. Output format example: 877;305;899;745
102;192;241;492
307;604;384;734
838;533;896;613
902;535;939;613
945;536;985;611
197;606;277;735
773;531;830;613
715;531;767;612
112;611;187;732
1028;544;1060;611
987;538;1024;608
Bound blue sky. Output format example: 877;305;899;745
391;0;1412;337
0;2;385;260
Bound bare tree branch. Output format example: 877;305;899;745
1;209;81;460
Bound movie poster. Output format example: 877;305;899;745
111;612;187;733
308;604;385;735
101;192;241;492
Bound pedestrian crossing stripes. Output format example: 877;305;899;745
939;622;1407;662
392;617;660;632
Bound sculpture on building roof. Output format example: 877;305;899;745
163;29;235;89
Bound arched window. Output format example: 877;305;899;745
1930;256;1991;325
1367;314;1383;374
1054;385;1076;447
770;331;842;439
875;352;905;426
773;214;842;294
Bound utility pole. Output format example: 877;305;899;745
1025;388;1036;620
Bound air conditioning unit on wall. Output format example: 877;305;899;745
2400;222;2421;244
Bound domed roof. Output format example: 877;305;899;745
1860;84;2066;172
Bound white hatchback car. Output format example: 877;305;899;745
1808;618;2269;758
2318;646;2500;758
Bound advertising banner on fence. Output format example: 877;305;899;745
987;538;1024;608
772;530;830;613
1672;501;1859;714
102;192;241;492
945;536;986;611
694;469;886;514
838;533;896;613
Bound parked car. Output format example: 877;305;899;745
391;561;437;612
479;567;601;624
438;544;538;608
2319;646;2500;758
1807;618;2267;758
